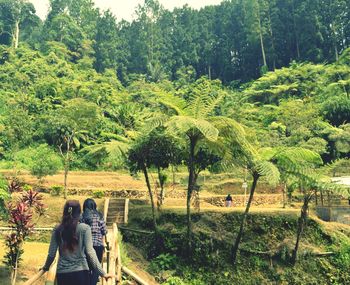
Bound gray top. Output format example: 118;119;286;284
43;223;106;276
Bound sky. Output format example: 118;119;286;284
29;0;223;22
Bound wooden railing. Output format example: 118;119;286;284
104;197;110;221
103;223;150;285
23;254;58;285
103;222;122;285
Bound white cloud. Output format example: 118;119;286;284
29;0;223;21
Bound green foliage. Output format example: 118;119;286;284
0;174;9;218
50;185;63;196
163;277;186;285
92;189;104;199
128;131;181;175
148;253;178;274
329;240;350;284
29;144;62;180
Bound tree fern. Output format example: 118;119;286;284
255;160;280;186
167;116;219;142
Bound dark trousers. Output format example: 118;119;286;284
57;270;90;285
91;246;104;285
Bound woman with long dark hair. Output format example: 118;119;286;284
80;198;107;285
42;200;113;285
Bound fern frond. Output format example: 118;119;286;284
166;116;219;141
185;89;224;119
156;91;187;115
82;140;129;159
142;113;169;134
255;160;280;186
274;147;323;167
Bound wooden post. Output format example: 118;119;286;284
124;199;129;224
107;224;117;285
115;224;122;284
104;198;110;221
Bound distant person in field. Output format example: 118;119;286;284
225;194;233;207
42;200;113;285
80;198;108;285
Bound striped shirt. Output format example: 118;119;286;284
80;211;107;247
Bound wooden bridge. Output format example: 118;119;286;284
24;198;156;285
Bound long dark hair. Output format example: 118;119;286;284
82;198;103;220
56;200;81;252
83;198;97;212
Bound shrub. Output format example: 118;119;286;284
30;144;62;181
0;175;10;218
92;190;104;199
13;144;62;180
4;190;45;284
50;185;63;196
163;277;186;285
148;253;178;274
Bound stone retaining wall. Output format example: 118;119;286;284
316;206;350;225
203;194;282;207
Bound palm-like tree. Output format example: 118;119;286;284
225;145;323;266
148;83;249;252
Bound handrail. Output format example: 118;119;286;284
23;253;58;285
122;266;150;285
103;222;122;285
115;223;122;283
0;227;53;232
23;270;45;285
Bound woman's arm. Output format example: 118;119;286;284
42;230;58;271
84;226;107;277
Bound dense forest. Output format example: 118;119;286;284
1;0;350;83
0;0;349;170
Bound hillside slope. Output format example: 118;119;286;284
123;207;350;285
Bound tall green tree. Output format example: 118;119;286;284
42;99;99;198
0;0;40;47
148;78;246;253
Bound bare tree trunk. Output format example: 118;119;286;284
143;165;157;231
172;165;175;191
257;5;267;68
59;133;74;200
282;183;287;208
331;23;339;61
292;194;312;264
13;20;19;49
186;136;197;254
63;159;69;199
292;0;300;59
267;2;276;70
11;247;20;285
231;172;260;266
157;167;165;209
